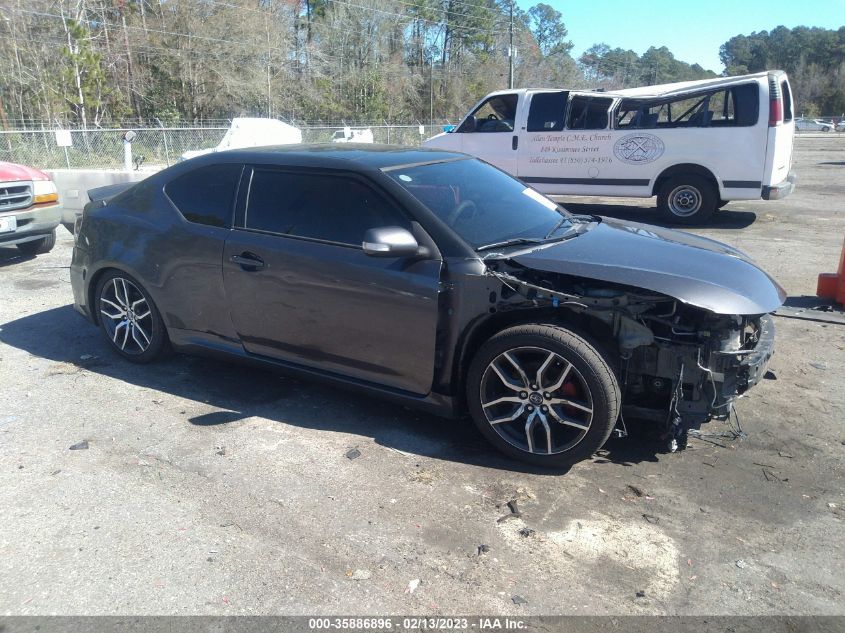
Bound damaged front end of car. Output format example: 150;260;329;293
483;261;777;450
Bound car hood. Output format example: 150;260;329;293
510;217;786;315
0;161;49;182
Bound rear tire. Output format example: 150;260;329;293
657;175;717;225
466;324;621;468
16;229;56;255
95;271;168;364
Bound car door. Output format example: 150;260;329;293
222;166;443;395
455;92;523;175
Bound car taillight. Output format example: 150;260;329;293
768;76;783;127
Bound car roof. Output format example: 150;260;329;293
209;143;465;171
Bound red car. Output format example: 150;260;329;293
0;161;61;255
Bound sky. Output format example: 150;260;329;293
519;0;845;72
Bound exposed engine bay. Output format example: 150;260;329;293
484;260;776;450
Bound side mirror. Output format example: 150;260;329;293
443;124;456;133
362;226;420;258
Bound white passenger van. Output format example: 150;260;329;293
180;118;303;161
424;71;795;224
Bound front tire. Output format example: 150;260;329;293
657;175;717;225
95;271;168;363
466;324;621;467
17;229;56;255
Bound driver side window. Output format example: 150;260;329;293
457;94;519;133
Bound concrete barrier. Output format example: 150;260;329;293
45;168;160;231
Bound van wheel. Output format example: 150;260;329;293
466;324;620;468
17;229;56;255
657;175;716;225
717;199;729;209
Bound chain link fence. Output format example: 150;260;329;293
0;123;450;171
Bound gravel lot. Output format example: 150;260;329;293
1;136;843;616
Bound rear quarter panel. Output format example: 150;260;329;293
79;184;237;342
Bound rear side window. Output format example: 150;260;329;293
245;170;409;246
617;85;759;129
527;92;568;132
567;96;612;130
708;90;735;125
733;84;760;126
165;164;241;227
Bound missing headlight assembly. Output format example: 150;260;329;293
485;262;776;451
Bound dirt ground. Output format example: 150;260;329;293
0;136;842;616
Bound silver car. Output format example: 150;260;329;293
795;117;834;132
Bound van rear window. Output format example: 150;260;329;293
781;80;793;122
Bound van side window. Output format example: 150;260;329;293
527;92;569;132
458;94;518;133
567;96;613;130
617;85;759;129
733;84;760;126
709;90;735;125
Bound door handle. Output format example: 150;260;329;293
231;252;265;271
512;135;519;150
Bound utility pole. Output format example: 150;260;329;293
429;57;434;124
266;15;273;118
508;1;514;89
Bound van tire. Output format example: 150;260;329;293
657;175;716;225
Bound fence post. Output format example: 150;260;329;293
162;129;171;167
155;117;171;167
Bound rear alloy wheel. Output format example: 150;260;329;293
657;175;716;225
95;271;168;363
16;229;56;255
467;324;620;467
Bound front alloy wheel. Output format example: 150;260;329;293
96;272;167;363
480;347;594;455
467;325;620;467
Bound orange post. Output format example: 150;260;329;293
817;235;845;306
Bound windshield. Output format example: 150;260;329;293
385;158;573;250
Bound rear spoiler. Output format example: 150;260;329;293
87;182;136;203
